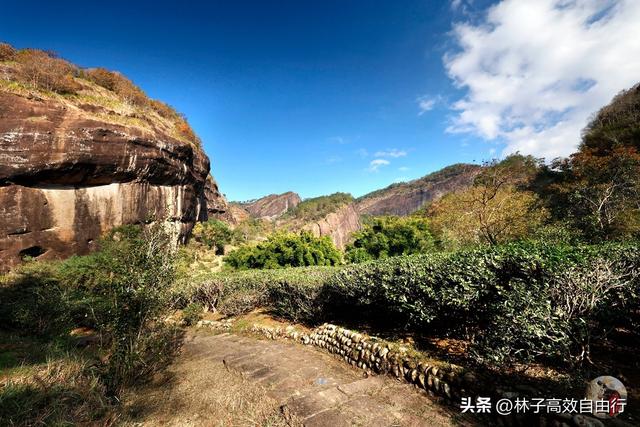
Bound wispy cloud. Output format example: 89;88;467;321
450;0;474;14
325;156;343;164
444;0;640;159
416;95;439;115
356;148;369;158
374;149;407;158
398;166;410;172
368;159;390;172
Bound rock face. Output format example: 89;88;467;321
0;91;226;270
304;203;361;249
356;164;481;216
237;191;301;220
202;174;234;223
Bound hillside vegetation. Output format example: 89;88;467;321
0;42;199;145
285;192;354;221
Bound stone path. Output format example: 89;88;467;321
185;332;478;426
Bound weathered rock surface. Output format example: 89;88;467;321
356;164;481;216
202;174;234;223
0;91;225;270
304;203;361;249
237;191;301;220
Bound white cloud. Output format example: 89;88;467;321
444;0;640;159
398;166;410;171
417;96;438;115
451;0;474;15
374;149;407;158
369;159;390;172
356;148;369;158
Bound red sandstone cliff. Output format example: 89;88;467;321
355;164;481;216
237;192;301;220
0;53;227;270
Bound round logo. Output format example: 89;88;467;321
584;376;627;419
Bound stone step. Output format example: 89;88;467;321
187;332;473;426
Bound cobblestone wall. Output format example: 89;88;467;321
245;322;632;427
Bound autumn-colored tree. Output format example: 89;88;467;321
551;146;640;240
0;42;16;61
544;84;640;240
474;153;543;190
428;185;548;247
85;66;147;106
15;49;80;94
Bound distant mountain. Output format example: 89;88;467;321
227;164;480;248
355;164;481;216
234;191;301;220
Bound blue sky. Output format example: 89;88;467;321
3;1;639;201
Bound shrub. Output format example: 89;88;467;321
15;49;80;94
84;67;119;91
88;225;179;394
0;42;17;61
345;216;435;262
84;66;147;106
54;224;183;395
172;266;335;318
177;239;639;366
224;231;341;269
268;281;323;323
328;241;640;365
182;303;204;326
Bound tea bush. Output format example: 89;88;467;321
182;303;204;326
173;266;335;318
184;240;639;365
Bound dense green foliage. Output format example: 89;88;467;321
287;192;354;221
581;83;640;153
192;219;235;253
345;216;435;262
224;231;341;269
184;241;639;366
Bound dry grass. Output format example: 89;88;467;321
0;44;200;146
122;343;297;427
0;356;117;426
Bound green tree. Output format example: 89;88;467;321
193;219;234;254
224;231;341;269
345;216;435;262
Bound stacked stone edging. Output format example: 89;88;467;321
246;322;632;427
